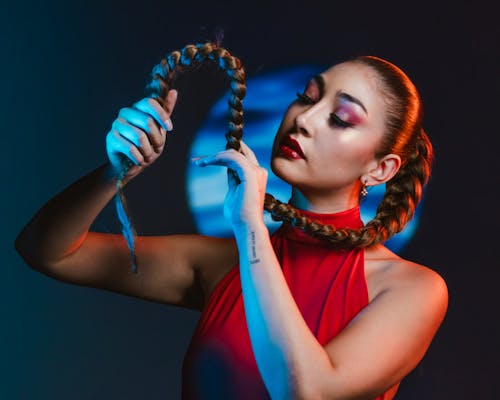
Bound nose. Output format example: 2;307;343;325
294;104;318;136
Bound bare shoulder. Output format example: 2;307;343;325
319;246;448;398
364;244;448;309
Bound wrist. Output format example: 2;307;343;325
233;219;268;240
103;161;135;187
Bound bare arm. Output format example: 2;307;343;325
15;91;239;310
15;161;126;267
15;90;177;268
239;221;447;399
14;160;237;310
196;144;448;399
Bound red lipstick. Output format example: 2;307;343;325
278;136;305;160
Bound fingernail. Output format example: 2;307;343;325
165;119;173;131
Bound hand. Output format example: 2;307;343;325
194;141;268;228
105;89;178;181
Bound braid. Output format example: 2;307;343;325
264;194;355;248
264;129;433;249
359;129;434;246
115;45;433;272
144;43;246;151
114;42;246;273
263;56;433;250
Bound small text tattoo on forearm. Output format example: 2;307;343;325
249;231;260;264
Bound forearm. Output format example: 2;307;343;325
234;221;333;399
15;161;127;266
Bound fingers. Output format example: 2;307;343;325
194;149;258;183
117;107;165;151
112;118;159;161
164;89;178;116
239;140;259;165
133;97;173;132
107;129;145;166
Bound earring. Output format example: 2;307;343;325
360;181;368;197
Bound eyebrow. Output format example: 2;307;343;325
313;74;368;115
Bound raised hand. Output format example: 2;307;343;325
106;89;178;181
194;141;268;229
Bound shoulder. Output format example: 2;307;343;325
318;246;448;398
364;244;448;312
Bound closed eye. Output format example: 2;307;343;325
296;92;353;128
330;113;354;128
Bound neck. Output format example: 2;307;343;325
290;186;360;213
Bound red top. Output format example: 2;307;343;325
182;206;393;399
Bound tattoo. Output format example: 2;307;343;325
249;231;260;264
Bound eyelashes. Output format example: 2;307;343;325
330;113;353;128
295;91;315;105
295;92;353;128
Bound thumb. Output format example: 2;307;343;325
164;89;178;115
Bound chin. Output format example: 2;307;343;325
271;157;301;186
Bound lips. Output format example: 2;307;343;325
278;135;306;159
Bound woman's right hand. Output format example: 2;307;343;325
106;89;178;181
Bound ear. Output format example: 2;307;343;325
363;153;402;186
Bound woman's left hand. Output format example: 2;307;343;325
194;141;268;229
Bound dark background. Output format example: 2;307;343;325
2;0;499;398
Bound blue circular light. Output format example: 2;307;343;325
186;66;422;252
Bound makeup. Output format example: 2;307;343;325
278;135;306;160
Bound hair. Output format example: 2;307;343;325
114;42;246;273
262;55;433;249
114;43;433;273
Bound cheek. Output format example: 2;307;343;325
315;132;376;169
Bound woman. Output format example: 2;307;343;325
15;50;448;399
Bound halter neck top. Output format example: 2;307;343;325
181;206;393;399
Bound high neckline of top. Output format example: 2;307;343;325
277;205;364;246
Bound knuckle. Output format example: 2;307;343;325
130;148;144;163
146;117;157;132
146;97;159;108
137;133;149;147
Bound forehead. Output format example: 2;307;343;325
319;62;384;115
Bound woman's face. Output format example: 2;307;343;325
271;61;388;197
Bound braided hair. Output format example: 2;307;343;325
114;42;246;273
115;44;433;273
263;56;433;249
